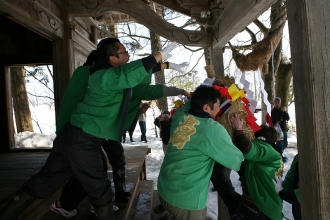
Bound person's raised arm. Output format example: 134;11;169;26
141;42;177;72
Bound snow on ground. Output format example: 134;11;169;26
14;103;297;219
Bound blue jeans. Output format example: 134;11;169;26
276;130;288;153
139;121;146;136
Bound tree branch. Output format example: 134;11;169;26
27;92;54;100
244;27;257;44
167;53;204;83
253;18;269;36
24;68;54;93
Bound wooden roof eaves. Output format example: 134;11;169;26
211;0;277;49
148;0;191;17
69;0;209;46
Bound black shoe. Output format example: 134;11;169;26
154;204;165;214
94;202;115;220
142;135;147;143
282;156;288;163
115;188;131;200
113;170;131;200
130;136;134;142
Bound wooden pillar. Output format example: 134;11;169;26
211;48;224;77
204;47;225;77
287;0;330;219
52;1;74;120
204;45;228;219
0;64;15;152
91;26;98;45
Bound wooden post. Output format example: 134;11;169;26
52;1;74;121
287;0;330;219
0;64;14;152
211;48;224;77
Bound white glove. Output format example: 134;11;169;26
201;77;215;86
159;42;177;60
273;175;283;193
169;62;188;73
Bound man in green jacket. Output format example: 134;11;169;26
274;154;301;219
49;52;190;218
0;38;178;220
158;85;244;220
231;116;284;220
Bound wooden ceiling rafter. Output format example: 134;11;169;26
69;0;209;46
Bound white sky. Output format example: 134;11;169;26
14;103;297;220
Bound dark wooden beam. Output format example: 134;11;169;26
150;0;191;16
211;0;277;49
0;0;64;40
287;0;330;219
0;54;52;66
69;0;208;46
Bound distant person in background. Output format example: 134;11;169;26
122;110;139;143
154;110;172;154
271;97;290;163
139;102;150;142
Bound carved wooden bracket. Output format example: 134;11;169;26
0;0;64;40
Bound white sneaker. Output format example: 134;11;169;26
90;204;119;213
90;205;95;214
49;199;77;218
113;204;119;212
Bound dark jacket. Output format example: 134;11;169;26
154;117;172;145
271;108;290;132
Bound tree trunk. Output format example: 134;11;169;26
150;30;168;111
11;67;34;133
261;0;287;123
262;39;282;123
275;61;292;108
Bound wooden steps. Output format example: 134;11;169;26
34;146;153;220
125;180;154;220
0;146;155;219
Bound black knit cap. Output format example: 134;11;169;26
163;111;170;115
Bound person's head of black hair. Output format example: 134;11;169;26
83;50;99;66
254;125;277;143
190;85;220;111
97;37;121;60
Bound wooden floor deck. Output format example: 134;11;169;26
0;146;162;220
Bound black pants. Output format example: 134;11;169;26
60;149;108;211
210;162;241;216
60;139;126;211
23;123;114;207
232;194;271;220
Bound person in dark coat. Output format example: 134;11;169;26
154;110;172;154
271;97;290;162
122;110;139;142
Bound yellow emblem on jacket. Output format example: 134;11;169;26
275;160;285;177
170;115;200;149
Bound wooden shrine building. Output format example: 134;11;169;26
0;0;329;219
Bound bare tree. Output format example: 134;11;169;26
11;67;34;133
227;0;291;122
